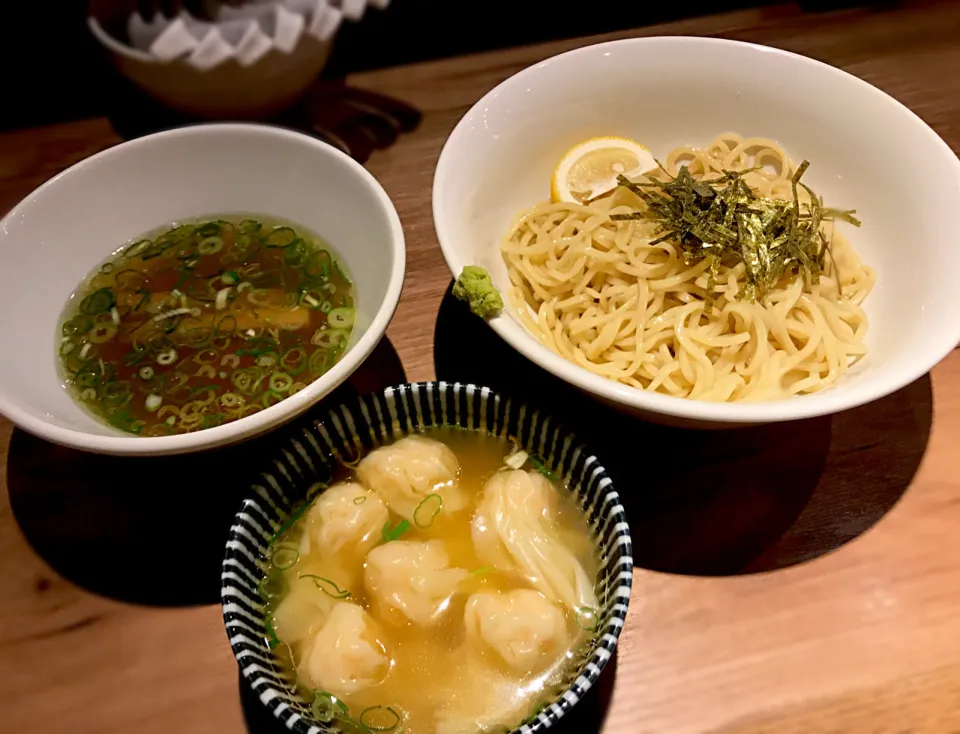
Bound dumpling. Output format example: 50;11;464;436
464;590;569;674
271;575;337;648
356;436;467;523
303;481;388;559
365;540;469;627
471;470;598;612
299;602;391;696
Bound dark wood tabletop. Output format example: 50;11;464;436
2;2;960;732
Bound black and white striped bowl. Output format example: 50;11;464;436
221;381;634;734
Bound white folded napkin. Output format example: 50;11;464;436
125;0;388;68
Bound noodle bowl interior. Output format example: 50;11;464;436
501;133;875;402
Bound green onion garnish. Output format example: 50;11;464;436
300;574;351;600
271;543;300;570
79;287;116;315
270;500;312;544
575;606;599;632
265;227;297;247
353;495;368;505
529;453;557;481
264;614;280;649
311;690;349;723
360;706;401;732
413;493;443;528
327;307;355;329
258;571;287;601
382;519;411;543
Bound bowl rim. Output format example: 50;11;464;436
0;122;406;455
432;35;960;424
221;380;634;734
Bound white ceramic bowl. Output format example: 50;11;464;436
433;36;960;426
0;124;404;455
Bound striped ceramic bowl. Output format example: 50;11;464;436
221;381;634;733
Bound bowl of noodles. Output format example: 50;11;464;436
432;37;960;425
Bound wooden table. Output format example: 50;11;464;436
3;2;960;732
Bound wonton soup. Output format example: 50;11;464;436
259;428;601;734
57;216;354;435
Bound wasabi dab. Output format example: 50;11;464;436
453;265;503;319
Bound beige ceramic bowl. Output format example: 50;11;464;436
88;1;333;119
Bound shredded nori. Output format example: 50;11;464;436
611;161;860;306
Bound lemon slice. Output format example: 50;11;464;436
550;136;658;204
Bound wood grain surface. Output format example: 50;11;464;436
3;2;960;732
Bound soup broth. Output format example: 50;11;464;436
261;427;601;734
57;216;354;436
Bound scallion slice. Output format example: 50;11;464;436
381;519;411;543
360;705;401;732
299;574;350;600
413;494;443;528
271;543;300;570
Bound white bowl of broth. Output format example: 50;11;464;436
222;382;633;734
432;37;960;426
0;124;405;454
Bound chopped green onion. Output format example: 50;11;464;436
299;574;351;600
311;691;348;723
271;543;300;570
265;227;297;247
529;453;557;481
311;328;350;350
62;315;94;337
280;347;307;375
269;372;293;394
145;394;162;412
220;392;243;410
138;365;154;380
264;614;280;649
258;571;287;601
139;240;170;260
413;494;443;528
382;519;411;542
239;219;262;234
88;323;118;343
304;250;332;279
232;367;265;395
123;239;151;257
300;289;324;309
353;495;368;505
79;287;116;315
327;307;355;329
221;270;239;285
195;221;221;237
360;706;401;732
215;287;231;311
307;350;331;375
261;390;284;408
270;499;313;544
575;606;599;632
156;348;178;366
198;236;224;255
